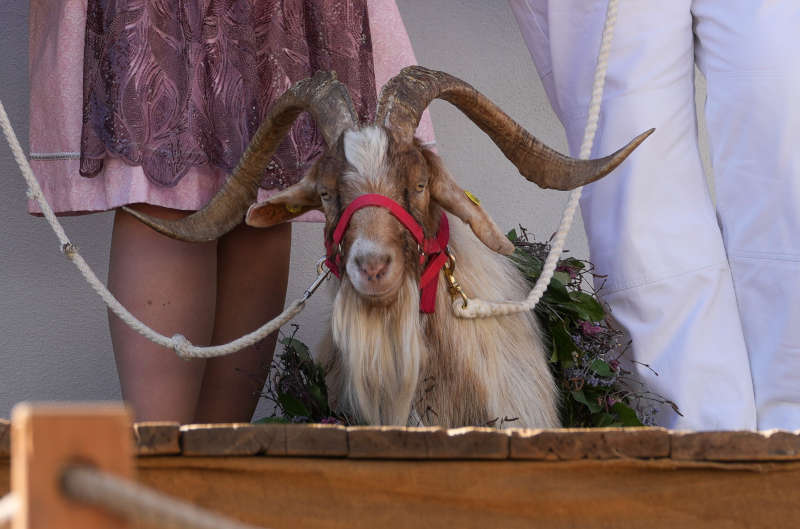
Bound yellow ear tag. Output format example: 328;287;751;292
285;204;304;214
464;190;481;206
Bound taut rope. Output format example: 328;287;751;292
0;98;315;359
453;0;620;318
1;0;620;356
61;465;270;529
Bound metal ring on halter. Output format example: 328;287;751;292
316;256;327;276
302;257;332;302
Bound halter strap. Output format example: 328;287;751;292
324;193;449;313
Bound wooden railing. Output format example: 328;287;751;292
1;405;800;528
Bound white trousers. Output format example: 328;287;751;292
510;0;800;430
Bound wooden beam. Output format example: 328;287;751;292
510;427;670;460
3;419;800;528
132;456;800;529
10;403;133;529
348;426;510;459
671;430;800;461
133;422;180;456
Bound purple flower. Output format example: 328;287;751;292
557;265;578;280
580;321;605;336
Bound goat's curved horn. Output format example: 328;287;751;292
124;71;358;241
375;66;653;191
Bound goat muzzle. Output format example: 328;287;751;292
325;193;450;313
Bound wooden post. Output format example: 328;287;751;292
11;402;133;529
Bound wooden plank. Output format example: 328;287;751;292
11;402;133;529
132;456;800;529
423;427;509;459
180;423;347;457
347;426;430;459
671;430;800;461
510;427;670;460
347;426;509;459
285;424;348;457
134;422;180;456
180;423;286;456
2;439;800;528
0;419;9;458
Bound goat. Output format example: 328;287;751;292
126;67;651;428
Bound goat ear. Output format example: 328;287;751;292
246;177;321;228
425;152;515;255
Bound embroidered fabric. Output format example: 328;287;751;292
79;0;377;191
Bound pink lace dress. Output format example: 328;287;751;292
28;0;434;219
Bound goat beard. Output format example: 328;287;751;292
331;274;425;426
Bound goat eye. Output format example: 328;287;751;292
320;191;331;201
415;182;426;192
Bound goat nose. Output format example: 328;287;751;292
355;254;391;282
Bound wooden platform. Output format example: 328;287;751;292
2;419;800;528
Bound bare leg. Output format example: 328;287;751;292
194;222;292;423
108;204;217;423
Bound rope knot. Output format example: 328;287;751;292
170;334;193;358
61;242;78;258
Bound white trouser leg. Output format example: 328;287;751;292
693;1;800;430
509;0;757;429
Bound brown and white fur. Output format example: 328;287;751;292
307;126;559;428
124;67;649;429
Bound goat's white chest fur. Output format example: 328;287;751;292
313;126;561;428
323;213;560;429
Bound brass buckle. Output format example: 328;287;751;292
442;247;469;308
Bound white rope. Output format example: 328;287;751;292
1;0;619;350
0;493;19;526
454;1;620;319
453;0;620;319
0;98;309;359
62;465;270;529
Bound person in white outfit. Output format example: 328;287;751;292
509;0;800;430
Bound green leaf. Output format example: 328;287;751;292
309;384;329;413
511;252;543;280
543;278;572;304
281;337;309;355
559;257;585;271
506;229;518;242
278;393;311;418
567;292;606;321
612;402;644;427
550;322;577;367
286;338;312;364
589;359;614;378
572;390;602;413
552;271;571;285
593;412;619;427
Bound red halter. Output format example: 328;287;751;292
324;193;450;313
